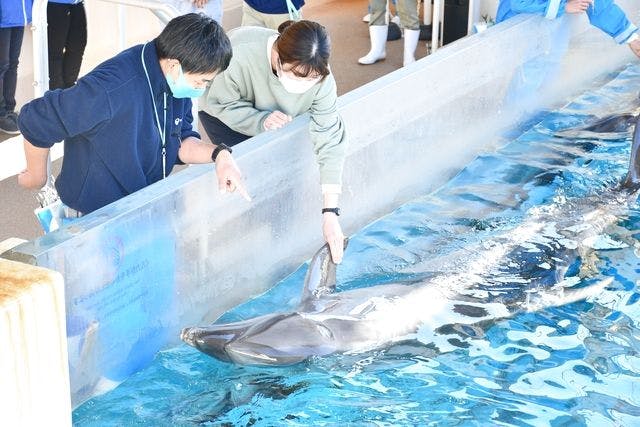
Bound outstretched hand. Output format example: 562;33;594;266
323;213;344;264
565;0;592;13
214;150;251;201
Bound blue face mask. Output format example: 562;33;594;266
166;64;205;98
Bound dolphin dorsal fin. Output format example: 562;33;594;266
300;239;348;303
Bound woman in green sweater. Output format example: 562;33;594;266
199;20;347;263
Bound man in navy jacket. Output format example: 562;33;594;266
18;13;249;216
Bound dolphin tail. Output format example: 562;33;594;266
299;238;349;304
622;115;640;191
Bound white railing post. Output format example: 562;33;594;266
31;0;49;98
30;0;53;180
431;0;443;52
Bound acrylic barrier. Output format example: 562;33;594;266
0;258;71;425
3;3;640;407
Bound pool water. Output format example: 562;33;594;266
73;64;640;426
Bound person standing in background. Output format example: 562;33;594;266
241;0;303;30
358;0;420;67
47;0;87;89
0;0;33;134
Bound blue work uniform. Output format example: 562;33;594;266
496;0;638;44
18;41;199;214
0;0;33;27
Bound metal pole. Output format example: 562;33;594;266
31;0;52;181
467;0;479;35
431;0;442;52
31;0;49;99
439;0;445;45
423;0;432;26
118;4;126;51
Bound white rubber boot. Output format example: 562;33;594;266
358;25;388;65
403;29;420;67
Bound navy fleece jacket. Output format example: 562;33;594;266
18;41;199;214
244;0;304;15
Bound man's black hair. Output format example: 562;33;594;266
155;13;232;74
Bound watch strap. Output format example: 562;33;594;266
322;207;340;216
211;143;232;162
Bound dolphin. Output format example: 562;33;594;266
180;116;640;367
553;111;639;141
180;235;613;365
581;113;638;133
180;229;614;366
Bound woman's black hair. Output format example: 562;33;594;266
155;13;232;74
276;20;331;78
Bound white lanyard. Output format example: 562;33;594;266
285;0;300;20
141;43;168;179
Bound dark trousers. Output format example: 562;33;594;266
47;2;87;90
0;26;25;116
198;110;251;147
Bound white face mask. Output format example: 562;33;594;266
277;61;321;94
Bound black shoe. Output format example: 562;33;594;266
0;112;20;135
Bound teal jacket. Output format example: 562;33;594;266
0;0;33;27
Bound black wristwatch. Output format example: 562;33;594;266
322;207;340;216
211;143;232;162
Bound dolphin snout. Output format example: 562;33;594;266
180;326;235;362
180;328;201;348
180;327;197;346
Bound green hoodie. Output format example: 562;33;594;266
200;26;347;192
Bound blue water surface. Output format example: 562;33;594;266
73;64;640;426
